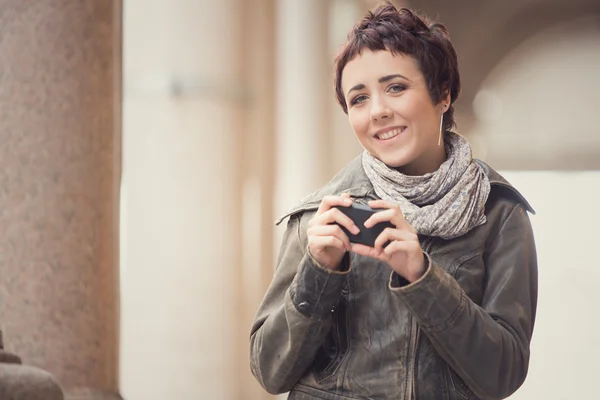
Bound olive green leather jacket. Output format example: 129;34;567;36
250;156;537;400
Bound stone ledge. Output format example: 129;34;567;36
65;388;123;400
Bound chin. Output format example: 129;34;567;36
372;151;414;169
382;159;409;169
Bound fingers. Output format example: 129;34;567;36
350;243;382;259
352;229;420;261
307;224;352;252
316;194;352;215
308;234;349;253
366;200;416;234
367;199;397;211
309;194;356;254
317;208;360;235
364;207;402;228
373;227;417;252
352;228;421;258
382;239;421;258
311;194;360;235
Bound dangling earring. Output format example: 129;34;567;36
438;105;446;146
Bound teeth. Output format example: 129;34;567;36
378;127;404;140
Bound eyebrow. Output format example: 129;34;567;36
346;74;410;98
379;74;409;83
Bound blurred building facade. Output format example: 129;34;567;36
0;0;599;399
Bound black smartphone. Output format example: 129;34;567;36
333;202;394;247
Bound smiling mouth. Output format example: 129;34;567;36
375;127;406;140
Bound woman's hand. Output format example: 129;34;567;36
307;193;360;271
351;199;426;283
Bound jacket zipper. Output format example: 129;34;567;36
406;236;434;399
406;317;420;399
356;193;430;399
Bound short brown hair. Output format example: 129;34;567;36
334;2;461;132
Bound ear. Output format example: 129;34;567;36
441;91;451;112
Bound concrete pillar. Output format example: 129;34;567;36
329;0;365;173
0;1;122;399
274;0;332;219
271;3;331;398
120;0;245;399
237;1;278;399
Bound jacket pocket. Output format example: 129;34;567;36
312;299;349;383
447;365;474;399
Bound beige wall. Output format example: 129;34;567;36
469;18;600;399
502;171;600;399
466;16;600;169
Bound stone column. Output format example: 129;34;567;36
237;1;278;399
0;1;122;399
120;0;246;399
274;0;332;220
329;0;365;174
272;4;331;398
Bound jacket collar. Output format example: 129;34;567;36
275;155;534;225
473;159;535;214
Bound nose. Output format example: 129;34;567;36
370;95;391;121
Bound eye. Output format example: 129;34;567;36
350;94;368;106
387;84;406;93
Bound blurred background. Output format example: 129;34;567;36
1;0;599;399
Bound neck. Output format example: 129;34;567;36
395;144;447;176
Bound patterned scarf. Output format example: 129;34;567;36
361;132;490;239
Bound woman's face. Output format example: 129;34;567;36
341;50;449;175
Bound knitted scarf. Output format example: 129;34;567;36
361;132;490;239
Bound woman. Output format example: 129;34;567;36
250;3;538;399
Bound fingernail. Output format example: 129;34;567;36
353;226;360;234
345;198;352;205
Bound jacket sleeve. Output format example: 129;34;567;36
249;214;350;394
391;203;538;400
